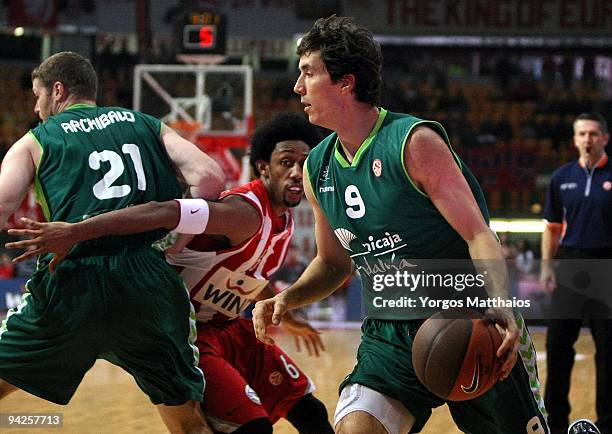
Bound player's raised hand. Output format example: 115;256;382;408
484;307;519;380
5;217;75;273
281;311;325;357
253;294;288;345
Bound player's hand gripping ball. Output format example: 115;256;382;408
412;308;503;401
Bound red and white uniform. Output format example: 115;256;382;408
168;179;293;323
166;179;314;431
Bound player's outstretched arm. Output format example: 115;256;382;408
253;168;352;344
5;201;182;271
6;196;261;272
404;126;518;380
7;219;86;273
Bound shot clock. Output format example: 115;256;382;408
181;11;227;55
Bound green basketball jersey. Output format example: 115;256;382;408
306;108;490;319
30;104;182;254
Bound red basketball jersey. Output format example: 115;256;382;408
166;179;294;323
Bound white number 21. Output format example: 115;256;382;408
89;144;146;200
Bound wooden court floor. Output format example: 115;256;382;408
1;327;598;433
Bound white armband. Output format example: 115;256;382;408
173;199;210;234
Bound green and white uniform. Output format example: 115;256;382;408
306;109;547;433
0;104;203;405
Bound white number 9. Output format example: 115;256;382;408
345;185;365;219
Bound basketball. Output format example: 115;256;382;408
412;308;503;401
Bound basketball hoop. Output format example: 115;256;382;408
133;63;253;185
168;120;203;143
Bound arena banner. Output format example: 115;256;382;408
3;1;609;41
348;0;612;37
175;0;612;38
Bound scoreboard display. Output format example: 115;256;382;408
181;11;227;55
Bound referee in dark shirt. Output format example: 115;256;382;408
540;112;611;434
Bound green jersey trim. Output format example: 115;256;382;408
302;157;319;207
333;142;350;168
334;108;388;168
65;103;96;110
400;120;463;199
28;131;51;220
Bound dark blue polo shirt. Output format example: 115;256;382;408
543;156;612;249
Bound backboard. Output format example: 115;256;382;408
133;63;253;184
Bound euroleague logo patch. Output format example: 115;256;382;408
372;159;382;177
269;371;284;386
603;181;612;191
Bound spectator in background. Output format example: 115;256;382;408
515;239;535;275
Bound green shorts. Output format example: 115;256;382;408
340;317;548;434
0;247;203;405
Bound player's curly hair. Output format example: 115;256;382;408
297;15;382;106
250;112;321;176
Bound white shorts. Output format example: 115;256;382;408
334;383;414;434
